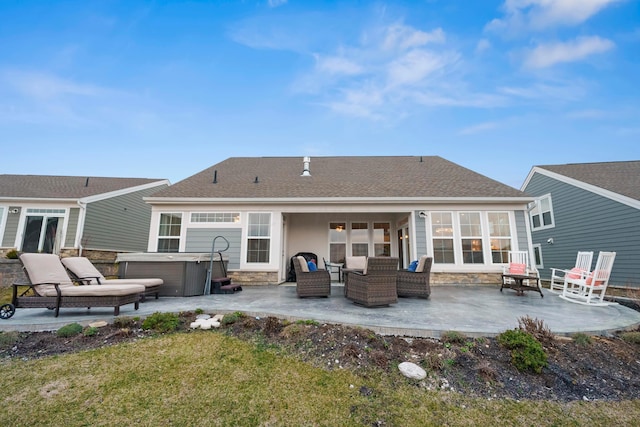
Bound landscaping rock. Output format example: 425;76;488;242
398;361;427;380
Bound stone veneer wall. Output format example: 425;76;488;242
0;259;28;290
227;271;280;286
431;272;503;286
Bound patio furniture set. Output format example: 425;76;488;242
501;249;617;306
293;254;433;307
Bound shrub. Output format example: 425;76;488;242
5;249;19;259
295;319;319;326
572;333;592;346
620;331;640;345
221;311;246;325
0;331;19;348
440;330;467;345
518;316;555;345
83;326;99;337
113;316;136;328
497;329;548;374
57;323;84;338
142;312;180;333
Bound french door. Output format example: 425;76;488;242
22;210;64;253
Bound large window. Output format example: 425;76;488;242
488;212;511;263
530;195;554;230
329;222;346;263
373;222;391;256
247;213;270;263
351;222;369;257
460;212;484;264
157;213;182;252
431;212;454;263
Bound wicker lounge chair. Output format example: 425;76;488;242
397;255;432;298
61;256;162;299
345;257;398;307
293;256;331;298
3;253;145;318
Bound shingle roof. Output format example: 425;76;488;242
537;161;640;201
0;175;166;199
151;156;527;199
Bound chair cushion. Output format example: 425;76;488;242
586;273;605;286
40;283;145;297
407;260;418;272
346;256;366;270
509;263;526;275
297;256;309;273
416;255;429;273
61;257;107;284
567;267;584;279
308;261;317;271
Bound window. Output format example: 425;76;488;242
373;222;391;256
351;222;369;257
247;213;270;263
488;212;512;263
530;195;554;230
22;208;66;253
329;222;346;263
460;212;484;264
532;244;544;269
191;212;240;223
157;213;181;252
431;212;454;264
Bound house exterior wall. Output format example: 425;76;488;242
524;172;640;288
185;228;242;269
64;207;80;249
83;185;165;252
2;206;21;248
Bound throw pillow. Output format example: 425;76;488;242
416;255;429;273
567;267;584;279
408;260;418;272
307;261;318;271
297;256;309;273
509;263;526;275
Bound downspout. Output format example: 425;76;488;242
76;200;87;257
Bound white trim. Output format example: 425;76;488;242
0;206;6;247
79;180;169;204
529;193;555;231
144;196;534;205
522;167;640;210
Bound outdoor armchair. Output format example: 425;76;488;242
549;251;593;294
293;255;331;298
397;255;432;298
345;257;399;307
560;251;616;306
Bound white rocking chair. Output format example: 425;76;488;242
549;251;593;294
560;251;617;306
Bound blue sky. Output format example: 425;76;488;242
1;0;638;189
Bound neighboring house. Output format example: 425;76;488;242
521;161;640;289
144;156;534;285
0;175;169;256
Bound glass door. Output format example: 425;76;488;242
21;210;64;253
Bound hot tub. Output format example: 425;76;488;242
116;253;228;297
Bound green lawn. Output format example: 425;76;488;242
2;331;639;426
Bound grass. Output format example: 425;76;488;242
2;332;640;426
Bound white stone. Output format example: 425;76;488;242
190;321;201;329
196;314;211;320
89;320;108;328
213;314;224;321
200;322;212;330
398;362;427;380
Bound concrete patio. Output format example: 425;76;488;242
2;284;640;338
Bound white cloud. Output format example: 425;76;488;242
315;55;363;75
268;0;287;8
475;39;492;54
3;70;111;100
387;50;453;87
382;25;445;51
498;82;586;101
458;121;499;135
488;0;624;33
523;36;614;68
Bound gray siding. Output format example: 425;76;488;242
185;228;242;269
414;211;428;256
514;210;529;251
524;173;640;288
2;206;21;248
83;184;168;252
64;207;80;248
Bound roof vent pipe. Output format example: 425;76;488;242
254;176;259;183
301;156;311;176
213;170;218;184
85;177;90;187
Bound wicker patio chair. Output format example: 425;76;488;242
4;253;145;318
345;257;399;307
293;256;331;298
397;255;432;298
62;256;162;299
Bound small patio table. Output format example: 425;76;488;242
501;273;543;297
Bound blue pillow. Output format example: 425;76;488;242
407;260;418;272
307;261;318;271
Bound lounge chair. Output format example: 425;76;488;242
61;256;162;299
549;251;593;293
293;255;331;298
5;253;145;318
397;255;432;298
345;257;399;307
560;251;616;306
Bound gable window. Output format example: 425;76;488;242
329;222;346;263
530;195;554;230
431;212;455;264
157;213;182;252
488;212;512;263
247;213;270;263
460;212;484;264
